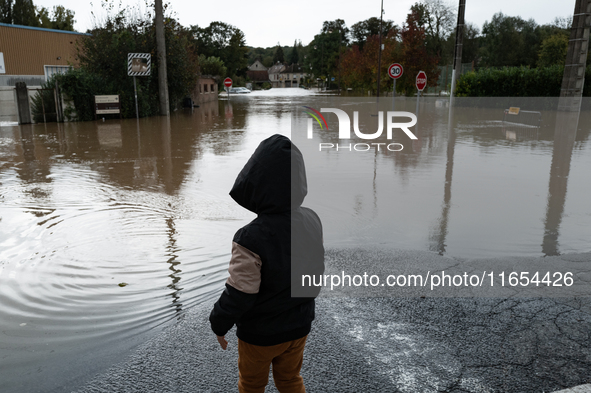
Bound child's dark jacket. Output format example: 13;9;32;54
209;134;325;346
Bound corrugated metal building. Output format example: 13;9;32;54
0;23;89;123
0;23;88;87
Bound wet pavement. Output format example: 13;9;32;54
75;252;591;393
1;90;591;392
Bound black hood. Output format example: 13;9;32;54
230;134;307;214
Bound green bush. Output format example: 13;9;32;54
31;71;115;122
455;66;566;97
31;76;58;123
58;68;115;121
455;65;591;97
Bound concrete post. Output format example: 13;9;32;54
15;82;32;124
155;0;170;116
450;0;466;102
559;0;591;112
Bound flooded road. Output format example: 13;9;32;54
1;90;590;392
296;96;591;258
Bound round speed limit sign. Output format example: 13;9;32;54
388;63;403;79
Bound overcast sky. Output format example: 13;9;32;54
35;0;577;48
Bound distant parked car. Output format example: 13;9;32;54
229;87;251;94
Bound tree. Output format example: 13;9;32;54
224;29;249;76
398;6;439;94
321;19;350;47
273;43;285;63
73;4;199;117
2;0;75;30
36;6;50;27
297;40;307;65
552;16;572;30
538;33;568;67
480;12;540;67
192;21;237;56
191;21;249;77
445;22;480;65
198;54;227;77
35;5;74;30
288;40;299;64
340;36;374;90
321;19;350;45
51;5;75;31
309;20;350;81
421;0;456;64
341;29;401;91
461;22;480;64
0;0;12;23
350;17;396;49
12;0;38;26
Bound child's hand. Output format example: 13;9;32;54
216;335;228;350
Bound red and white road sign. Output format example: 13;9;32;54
224;77;233;88
416;71;427;91
388;63;403;79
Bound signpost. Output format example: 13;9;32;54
94;95;122;120
128;53;151;119
388;63;403;110
416;71;427;114
224;77;233;97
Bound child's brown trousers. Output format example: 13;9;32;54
237;335;308;393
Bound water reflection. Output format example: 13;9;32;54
165;217;182;314
430;105;457;255
294;97;591;258
542;110;579;256
15;125;52;184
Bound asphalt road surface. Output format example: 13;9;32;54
76;249;591;393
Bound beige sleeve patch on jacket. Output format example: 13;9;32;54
226;242;262;294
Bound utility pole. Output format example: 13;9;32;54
559;0;591;112
155;0;169;116
376;0;384;98
449;0;466;102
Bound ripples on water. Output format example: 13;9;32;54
0;98;276;391
1;93;591;391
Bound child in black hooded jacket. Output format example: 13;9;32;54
210;134;324;393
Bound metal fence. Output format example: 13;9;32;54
425;62;474;95
0;75;45;87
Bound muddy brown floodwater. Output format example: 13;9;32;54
1;90;590;392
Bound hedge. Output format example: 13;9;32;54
455;65;591;97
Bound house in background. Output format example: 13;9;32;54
192;75;218;105
246;59;269;89
267;62;308;88
279;64;305;88
248;59;267;72
267;62;285;88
